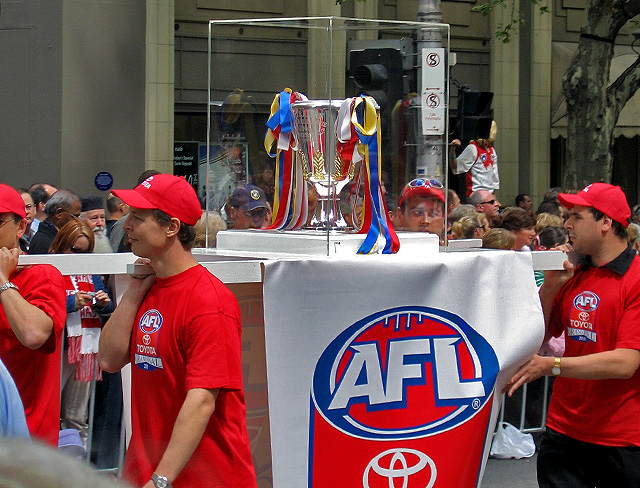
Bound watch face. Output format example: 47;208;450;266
552;366;561;376
153;475;168;488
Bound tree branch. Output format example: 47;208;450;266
609;54;640;121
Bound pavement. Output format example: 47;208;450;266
481;453;538;488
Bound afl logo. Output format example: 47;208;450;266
573;292;599;312
139;309;163;334
312;306;499;440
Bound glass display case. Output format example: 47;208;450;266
206;17;450;254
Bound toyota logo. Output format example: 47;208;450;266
142;334;151;346
363;448;437;488
579;312;590;321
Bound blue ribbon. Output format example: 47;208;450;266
353;99;393;254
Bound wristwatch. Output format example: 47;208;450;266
0;282;18;295
151;473;172;488
551;357;561;376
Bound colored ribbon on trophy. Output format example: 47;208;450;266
264;88;308;229
348;96;400;254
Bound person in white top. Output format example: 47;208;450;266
450;121;499;198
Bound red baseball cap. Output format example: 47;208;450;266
0;184;27;219
111;174;202;226
399;179;445;208
558;183;630;228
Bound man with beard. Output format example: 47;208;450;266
80;195;112;253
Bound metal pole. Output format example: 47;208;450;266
416;0;445;182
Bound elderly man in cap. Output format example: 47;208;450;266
99;174;256;488
507;183;640;487
229;184;268;230
81;195;112;253
0;184;66;445
394;178;446;238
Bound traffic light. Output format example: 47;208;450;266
348;47;404;145
455;89;493;142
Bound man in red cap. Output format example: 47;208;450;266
0;184;66;445
506;182;640;487
394;178;446;237
99;174;256;488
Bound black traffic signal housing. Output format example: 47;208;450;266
348;47;404;151
455;89;494;143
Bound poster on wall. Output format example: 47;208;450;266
173;141;199;191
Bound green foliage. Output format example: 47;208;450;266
472;0;550;43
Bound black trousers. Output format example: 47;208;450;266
537;428;640;488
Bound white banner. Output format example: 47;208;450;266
263;250;544;488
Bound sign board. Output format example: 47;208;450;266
174;141;199;191
421;48;446;136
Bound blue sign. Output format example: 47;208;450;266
94;172;113;191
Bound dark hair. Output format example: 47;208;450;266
152;209;196;249
491;207;536;232
588;207;627;239
106;195;124;214
537;226;568;249
29;184;49;207
137;170;161;185
515;194;529;207
535;200;561;217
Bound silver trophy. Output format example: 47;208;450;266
290;99;356;230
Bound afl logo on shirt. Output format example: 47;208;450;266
135;309;164;371
139;309;163;333
568;292;599;343
573;291;599;312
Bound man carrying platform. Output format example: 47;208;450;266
507;183;640;487
0;184;66;445
99;174;256;488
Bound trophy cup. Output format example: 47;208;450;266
290;99;356;230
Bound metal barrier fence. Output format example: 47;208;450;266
496;376;551;434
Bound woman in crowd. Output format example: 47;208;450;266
482;228;515;250
49;220;113;448
451;214;485;240
491;207;536;251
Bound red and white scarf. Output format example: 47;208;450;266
64;275;102;382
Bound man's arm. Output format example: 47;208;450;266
538;259;574;342
98;273;155;372
0;247;53;349
505;348;640;396
142;388;219;488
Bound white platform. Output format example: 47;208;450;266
216;229;440;257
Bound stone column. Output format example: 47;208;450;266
307;1;344;99
490;10;520;205
528;3;552;203
146;0;175;173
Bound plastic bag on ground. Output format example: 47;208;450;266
489;422;536;459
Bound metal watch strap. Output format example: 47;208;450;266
0;282;18;295
151;473;172;488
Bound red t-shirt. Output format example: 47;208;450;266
547;248;640;446
124;264;257;488
0;264;66;445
